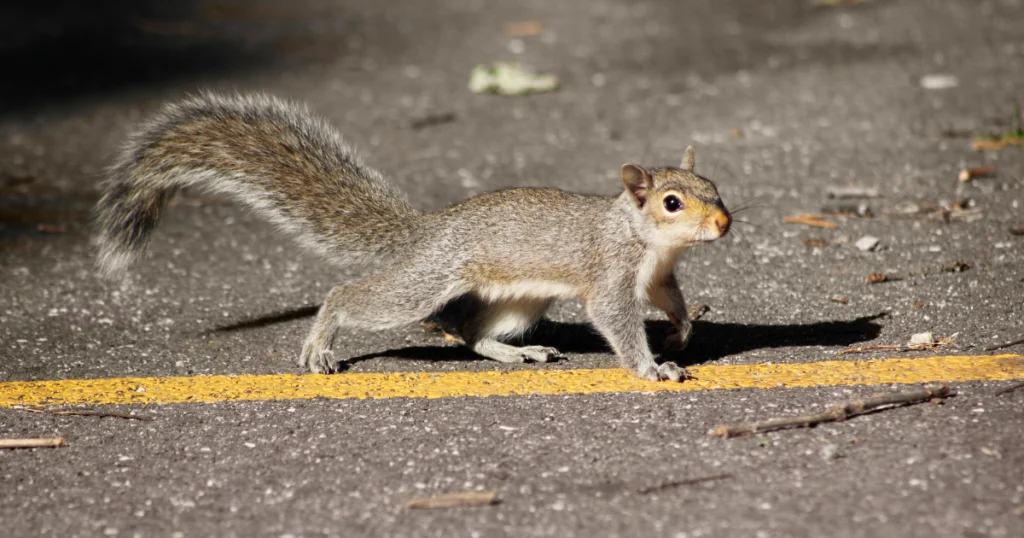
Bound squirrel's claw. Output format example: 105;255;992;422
657;361;692;382
300;342;338;373
638;361;692;382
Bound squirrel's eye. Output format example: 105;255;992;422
663;195;683;213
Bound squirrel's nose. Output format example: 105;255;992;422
714;211;731;236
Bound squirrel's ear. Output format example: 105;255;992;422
681;145;696;172
621;164;654;209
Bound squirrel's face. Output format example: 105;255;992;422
621;146;731;250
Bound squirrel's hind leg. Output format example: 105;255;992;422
458;297;562;364
300;273;463;373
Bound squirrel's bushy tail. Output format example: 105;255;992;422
94;92;423;278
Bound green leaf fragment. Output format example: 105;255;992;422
469;62;559;96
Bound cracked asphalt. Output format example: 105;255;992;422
1;1;1023;536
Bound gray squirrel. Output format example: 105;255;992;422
94;92;731;382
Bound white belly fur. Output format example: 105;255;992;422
476;280;580;302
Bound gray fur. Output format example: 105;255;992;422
94;91;420;278
94;92;731;381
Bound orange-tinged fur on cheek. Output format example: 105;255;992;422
646;190;724;247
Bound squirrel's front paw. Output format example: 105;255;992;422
299;341;338;374
637;362;692;382
663;321;693;352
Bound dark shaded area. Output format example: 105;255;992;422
0;1;275;115
213;303;885;371
0;174;95;249
348;314;886;370
212;304;321;333
0;193;94;240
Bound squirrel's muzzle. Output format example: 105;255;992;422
714;209;731;237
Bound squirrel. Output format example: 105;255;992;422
93;92;731;382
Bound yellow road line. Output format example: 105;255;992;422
1;355;1021;407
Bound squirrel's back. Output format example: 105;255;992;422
94;92;422;277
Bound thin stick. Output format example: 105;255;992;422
782;215;837;229
0;437;67;449
14;407;153;421
838;338;956;356
994;382;1024;397
636;473;734;495
825;186;880;199
710;384;953;438
983;337;1024;352
838;344;904;355
407;491;499;509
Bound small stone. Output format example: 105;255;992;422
894;201;921;215
855;235;880;252
820;443;841;461
506;39;525;54
920;74;958;90
942;260;970;272
908;332;936;346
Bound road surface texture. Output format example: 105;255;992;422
1;0;1023;537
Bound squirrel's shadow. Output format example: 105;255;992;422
215;307;885;371
346;314;886;370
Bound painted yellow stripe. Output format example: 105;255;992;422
1;355;1021;407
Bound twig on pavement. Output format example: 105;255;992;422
783;214;837;229
838;344;904;355
710;384;954;438
983;337;1024;352
994;382;1024;397
0;437;67;449
14;407;153;421
839;336;956;356
407;491;499;509
636;473;734;495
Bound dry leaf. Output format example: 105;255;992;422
865;273;888;284
503;21;544;37
941;260;970;273
689;304;711;321
803;238;829;247
420;321;443;333
971;138;1023;151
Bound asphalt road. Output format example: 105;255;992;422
2;0;1023;536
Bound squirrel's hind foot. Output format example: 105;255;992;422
516;345;562;363
470;339;563;364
